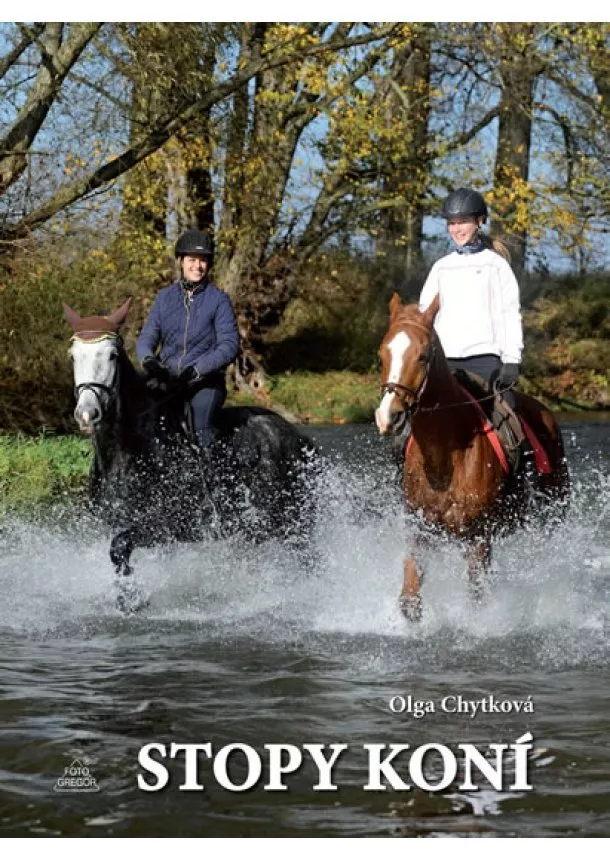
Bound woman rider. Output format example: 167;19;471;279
419;187;523;412
136;229;239;447
418;188;525;455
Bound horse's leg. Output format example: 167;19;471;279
110;527;149;614
399;531;434;621
399;555;422;621
110;528;135;578
466;537;491;602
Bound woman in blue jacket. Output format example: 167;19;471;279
137;229;240;447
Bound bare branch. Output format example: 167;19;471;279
0;23;399;241
0;23;45;79
67;71;130;114
0;23;101;194
430;104;500;157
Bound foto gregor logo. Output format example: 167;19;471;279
54;758;100;793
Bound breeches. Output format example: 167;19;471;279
188;386;226;446
447;354;516;409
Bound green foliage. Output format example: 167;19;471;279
521;273;610;407
0;434;90;513
266;371;378;424
263;251;390;374
0;236;170;433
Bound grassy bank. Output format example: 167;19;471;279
0;434;91;514
227;370;380;424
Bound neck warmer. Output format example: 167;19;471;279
179;276;207;294
455;236;486;255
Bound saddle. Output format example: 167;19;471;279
453;370;525;474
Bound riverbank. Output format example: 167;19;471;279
0;435;91;514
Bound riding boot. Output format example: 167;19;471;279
492;394;525;472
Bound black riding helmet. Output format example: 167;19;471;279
442;188;488;222
174;229;214;262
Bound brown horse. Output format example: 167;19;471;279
375;293;570;620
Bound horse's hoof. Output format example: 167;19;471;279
399;594;422;622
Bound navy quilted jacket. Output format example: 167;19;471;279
136;281;239;381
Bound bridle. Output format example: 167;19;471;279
71;332;120;415
70;331;187;423
380;336;437;416
380;331;504;416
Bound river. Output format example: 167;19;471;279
0;417;608;837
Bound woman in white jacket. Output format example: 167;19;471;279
419;188;523;410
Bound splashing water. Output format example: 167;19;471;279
0;424;608;669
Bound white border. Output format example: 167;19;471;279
1;4;606;24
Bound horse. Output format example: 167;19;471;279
375;293;570;620
63;298;319;612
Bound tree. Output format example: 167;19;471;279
375;26;432;293
0;22;397;246
211;23;400;376
430;23;609;273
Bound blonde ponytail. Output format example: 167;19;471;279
479;232;512;262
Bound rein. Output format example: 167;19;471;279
381;376;499;414
409;389;498;413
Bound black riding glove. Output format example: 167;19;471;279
142;356;169;380
142;356;170;393
496;363;520;391
176;365;201;390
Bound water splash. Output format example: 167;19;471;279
0;437;608;670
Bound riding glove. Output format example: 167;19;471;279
142;356;169;380
177;365;202;389
496;363;520;390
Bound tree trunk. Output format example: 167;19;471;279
120;25;168;239
378;29;431;296
182;44;216;235
492;24;536;276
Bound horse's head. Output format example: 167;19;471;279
375;292;440;436
63;299;131;435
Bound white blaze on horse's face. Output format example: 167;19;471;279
70;338;118;434
375;331;411;435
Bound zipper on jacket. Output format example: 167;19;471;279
179;291;192;370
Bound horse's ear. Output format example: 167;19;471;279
107;297;132;329
62;303;82;330
421;294;440;328
389;292;403;320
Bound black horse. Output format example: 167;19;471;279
64;299;319;611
